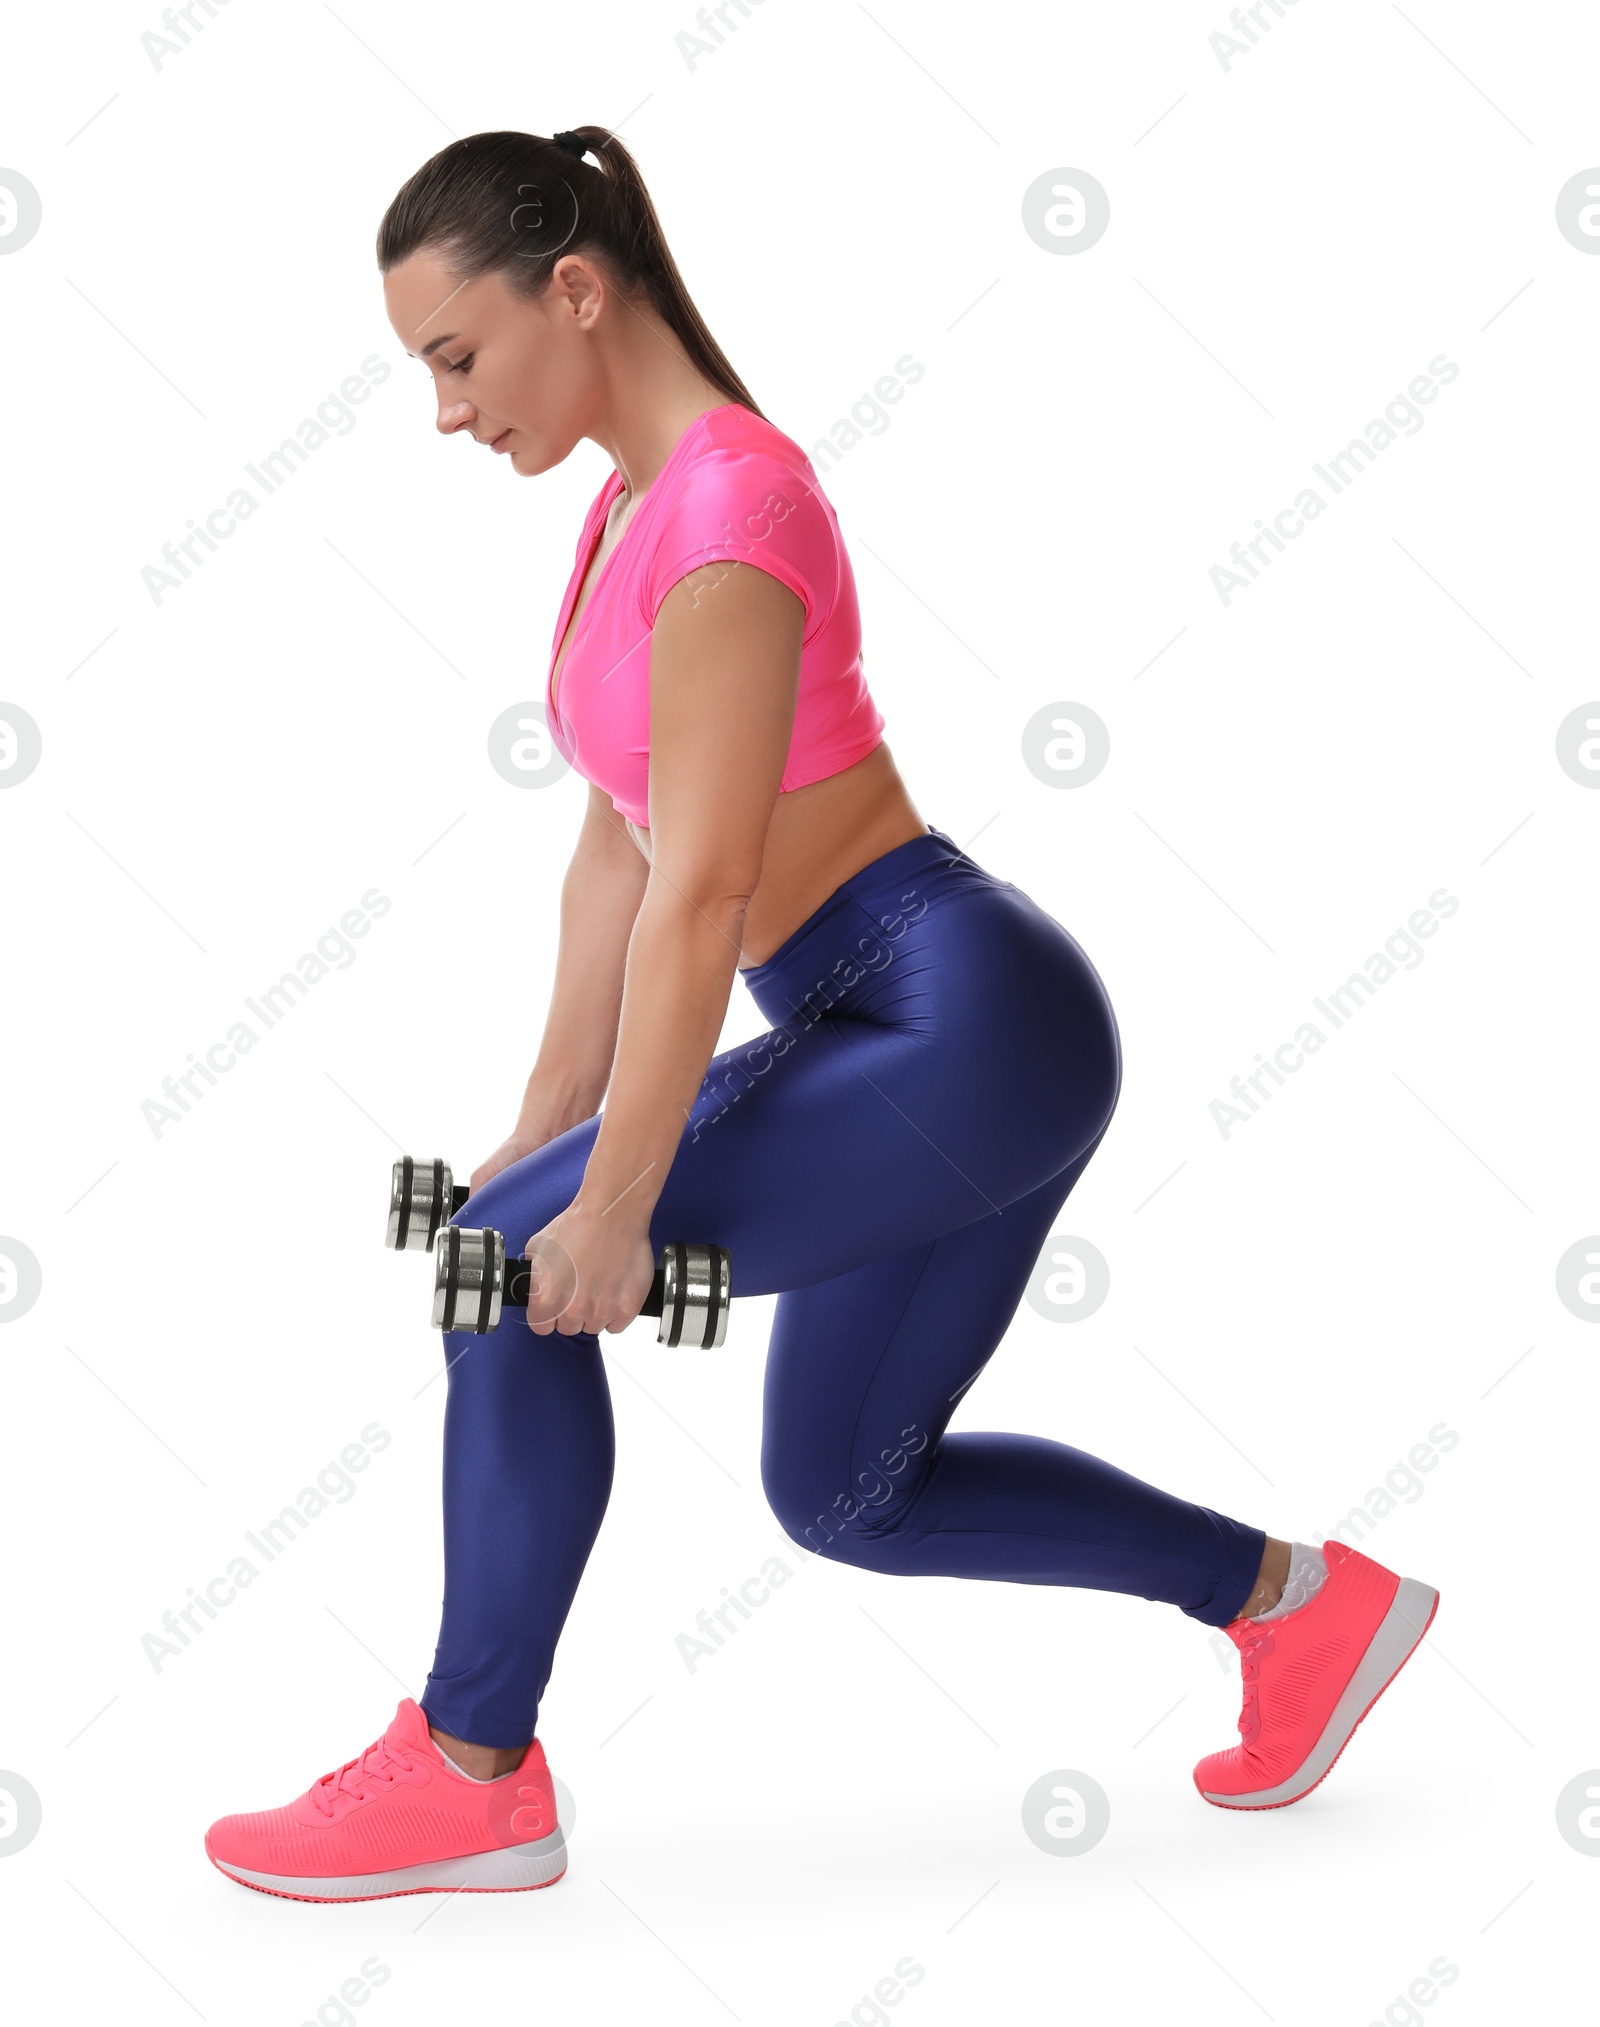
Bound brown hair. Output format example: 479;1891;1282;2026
375;128;765;418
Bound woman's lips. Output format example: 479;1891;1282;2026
490;429;512;452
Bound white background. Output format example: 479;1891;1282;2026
2;0;1597;2021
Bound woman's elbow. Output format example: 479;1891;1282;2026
647;868;757;937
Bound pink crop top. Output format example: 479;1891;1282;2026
545;402;885;826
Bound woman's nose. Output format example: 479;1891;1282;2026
436;398;476;436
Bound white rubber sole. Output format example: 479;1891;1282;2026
1202;1576;1439;1809
210;1825;567;1901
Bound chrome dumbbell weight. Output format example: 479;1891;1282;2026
387;1157;732;1348
385;1156;469;1252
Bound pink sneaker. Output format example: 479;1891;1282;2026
1194;1541;1438;1810
205;1698;566;1900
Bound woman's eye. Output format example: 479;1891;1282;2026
447;354;474;374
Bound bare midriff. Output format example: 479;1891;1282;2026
624;738;928;970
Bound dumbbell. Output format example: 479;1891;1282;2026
385;1157;468;1253
386;1156;732;1349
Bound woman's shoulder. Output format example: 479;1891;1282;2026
688;404;822;500
700;400;805;456
640;404;840;626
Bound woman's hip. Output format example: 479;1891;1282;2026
739;828;1119;1080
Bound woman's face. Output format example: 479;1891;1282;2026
383;248;598;475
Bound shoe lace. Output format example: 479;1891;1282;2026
310;1734;417;1817
1235;1623;1275;1747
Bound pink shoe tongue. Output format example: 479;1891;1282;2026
384;1698;434;1753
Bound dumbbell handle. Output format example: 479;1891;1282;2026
502;1252;671;1321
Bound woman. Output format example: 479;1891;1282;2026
205;128;1438;1902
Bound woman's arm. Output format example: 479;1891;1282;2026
472;780;649;1187
525;558;804;1331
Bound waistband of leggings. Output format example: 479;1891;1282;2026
739;824;992;995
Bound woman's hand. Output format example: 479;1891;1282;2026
471;1125;560;1193
522;1201;657;1337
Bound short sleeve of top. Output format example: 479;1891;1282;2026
638;444;839;640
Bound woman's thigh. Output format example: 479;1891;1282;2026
646;888;1119;1295
759;1141;1100;1547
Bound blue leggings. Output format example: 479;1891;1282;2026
418;826;1265;1747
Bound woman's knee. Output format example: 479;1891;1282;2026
761;1425;936;1562
433;1140;595;1358
447;1130;592;1256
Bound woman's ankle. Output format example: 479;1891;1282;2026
429;1725;526;1780
1236;1535;1291;1618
